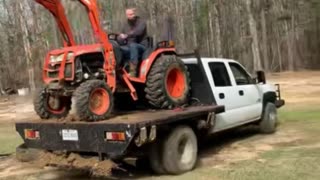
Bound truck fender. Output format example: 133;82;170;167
262;91;277;112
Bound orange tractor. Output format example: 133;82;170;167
33;0;191;121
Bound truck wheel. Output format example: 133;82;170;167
259;103;278;134
16;144;40;162
162;126;198;175
33;88;71;119
145;55;190;109
74;80;114;121
148;142;166;174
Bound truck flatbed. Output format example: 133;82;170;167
16;105;224;158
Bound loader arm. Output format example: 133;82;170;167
78;0;116;71
35;0;116;91
78;0;116;90
35;0;76;46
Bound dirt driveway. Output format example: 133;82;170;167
0;71;319;180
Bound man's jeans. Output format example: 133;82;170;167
120;43;146;65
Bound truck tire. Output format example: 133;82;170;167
145;55;190;109
259;103;278;134
162;126;198;175
148;142;166;174
74;80;114;121
16;144;40;162
33;88;71;119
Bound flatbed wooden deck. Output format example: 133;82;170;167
15;105;225;157
22;105;224;126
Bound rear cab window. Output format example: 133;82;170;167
208;62;232;87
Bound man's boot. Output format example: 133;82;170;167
129;63;137;77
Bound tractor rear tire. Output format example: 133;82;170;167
145;55;190;109
74;80;114;121
33;88;71;119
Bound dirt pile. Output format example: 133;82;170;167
33;151;116;177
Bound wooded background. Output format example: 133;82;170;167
0;0;319;91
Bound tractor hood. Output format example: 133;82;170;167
48;44;103;56
35;0;76;46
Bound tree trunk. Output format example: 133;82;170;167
18;1;36;91
245;0;262;71
207;0;214;57
285;22;294;71
261;8;269;72
213;3;222;57
191;3;198;49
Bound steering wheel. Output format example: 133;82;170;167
108;33;127;45
108;33;119;40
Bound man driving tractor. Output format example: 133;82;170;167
118;7;148;77
33;0;190;121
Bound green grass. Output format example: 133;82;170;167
1;105;320;179
213;107;320;180
0;123;23;155
147;106;320;180
279;108;320;123
278;106;320;141
211;147;320;180
149;147;320;180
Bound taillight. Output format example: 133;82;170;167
105;132;126;141
24;129;40;140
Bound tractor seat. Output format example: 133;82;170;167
142;36;154;60
109;36;156;74
109;40;123;67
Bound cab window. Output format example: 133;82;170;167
209;62;231;87
229;63;253;85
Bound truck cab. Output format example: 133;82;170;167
183;57;284;133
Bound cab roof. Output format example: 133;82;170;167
182;57;238;64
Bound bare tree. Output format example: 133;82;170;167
0;0;319;90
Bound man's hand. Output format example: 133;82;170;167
119;33;128;39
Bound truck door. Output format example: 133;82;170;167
202;60;245;131
227;62;263;121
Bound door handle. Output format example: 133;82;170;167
239;90;244;96
219;93;225;99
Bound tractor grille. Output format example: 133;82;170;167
47;63;72;79
48;72;59;78
64;63;72;78
49;63;60;70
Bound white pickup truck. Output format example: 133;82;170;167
15;53;284;176
183;57;283;134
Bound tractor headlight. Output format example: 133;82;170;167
50;54;64;63
66;52;74;60
50;52;74;63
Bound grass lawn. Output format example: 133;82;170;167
0;123;23;155
0;104;319;180
213;106;320;180
144;105;320;180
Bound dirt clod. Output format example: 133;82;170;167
257;159;267;163
32;151;115;177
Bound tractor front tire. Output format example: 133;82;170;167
33;88;71;119
145;55;190;109
74;80;114;121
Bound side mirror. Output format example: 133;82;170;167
256;71;266;84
